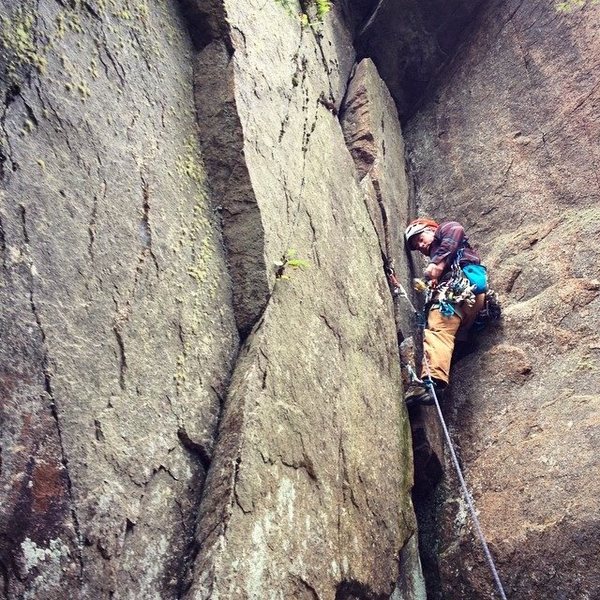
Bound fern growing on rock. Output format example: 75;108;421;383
315;0;332;19
275;0;333;24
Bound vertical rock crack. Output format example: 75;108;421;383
20;205;85;581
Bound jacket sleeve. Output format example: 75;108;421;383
429;221;466;265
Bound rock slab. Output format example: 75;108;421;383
405;0;600;597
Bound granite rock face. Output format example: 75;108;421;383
405;0;600;598
0;2;238;597
0;1;422;598
186;3;421;599
5;0;595;597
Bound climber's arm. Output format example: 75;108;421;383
429;221;465;265
424;261;445;280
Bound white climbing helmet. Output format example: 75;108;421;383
404;218;439;243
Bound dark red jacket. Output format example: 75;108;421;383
429;221;481;275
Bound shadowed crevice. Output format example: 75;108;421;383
192;39;270;340
176;0;232;53
335;579;388;600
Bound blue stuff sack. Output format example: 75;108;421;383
462;264;488;294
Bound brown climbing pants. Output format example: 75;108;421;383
421;293;486;384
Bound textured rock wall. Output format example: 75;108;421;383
0;0;424;598
405;0;600;598
185;3;422;598
0;1;238;597
348;0;487;119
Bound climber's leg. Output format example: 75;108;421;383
421;308;462;384
459;292;486;333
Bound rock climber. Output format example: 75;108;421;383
403;218;488;406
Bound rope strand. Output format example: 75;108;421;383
357;0;388;38
392;270;508;598
421;359;508;600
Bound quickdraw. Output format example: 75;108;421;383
385;265;402;298
412;246;478;318
412;271;476;317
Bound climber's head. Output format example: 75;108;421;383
405;218;439;255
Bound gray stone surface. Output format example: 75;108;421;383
0;1;424;599
405;0;600;597
392;533;427;600
341;57;414;339
185;3;420;599
351;0;486;118
0;1;238;597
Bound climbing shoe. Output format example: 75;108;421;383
404;382;435;407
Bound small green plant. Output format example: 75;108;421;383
315;0;332;19
274;0;333;25
274;248;310;279
555;0;597;11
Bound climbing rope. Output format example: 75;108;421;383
357;0;388;38
389;270;508;599
421;358;508;600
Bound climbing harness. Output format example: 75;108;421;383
430;247;479;315
390;265;508;600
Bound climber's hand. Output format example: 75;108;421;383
424;262;444;280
